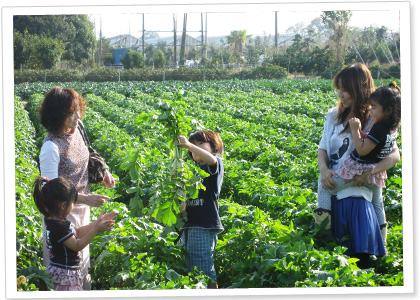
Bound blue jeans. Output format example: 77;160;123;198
181;228;219;282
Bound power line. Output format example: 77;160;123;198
374;34;391;64
348;35;365;64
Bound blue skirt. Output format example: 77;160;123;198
331;196;386;257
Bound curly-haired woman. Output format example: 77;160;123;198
39;86;115;290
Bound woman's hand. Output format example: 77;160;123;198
103;170;115;188
320;168;338;190
79;193;110;207
318;149;337;190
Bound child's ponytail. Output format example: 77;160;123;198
33;176;52;217
32;176;78;218
389;81;401;93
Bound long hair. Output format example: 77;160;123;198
188;130;224;159
39;87;86;135
33;176;77;218
333;63;375;133
369;82;401;130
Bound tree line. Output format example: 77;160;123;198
13;12;400;79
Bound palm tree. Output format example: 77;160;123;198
226;30;252;54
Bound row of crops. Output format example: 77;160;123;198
15;79;403;291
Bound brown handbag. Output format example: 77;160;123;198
77;120;108;184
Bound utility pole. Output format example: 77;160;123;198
201;13;204;60
142;13;145;58
173;13;177;66
205;13;208;58
179;13;187;66
100;17;103;65
275;12;278;51
200;13;208;60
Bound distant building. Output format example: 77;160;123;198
108;34;142;48
107;33;202;66
112;47;141;66
145;34;202;52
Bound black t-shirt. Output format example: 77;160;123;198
44;218;81;269
182;156;224;231
350;122;398;164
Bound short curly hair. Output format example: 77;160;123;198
39;87;86;135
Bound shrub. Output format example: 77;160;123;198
153;50;166;69
237;65;288;79
121;49;145;69
84;67;120;82
14;69;83;83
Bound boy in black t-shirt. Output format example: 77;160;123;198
175;130;224;289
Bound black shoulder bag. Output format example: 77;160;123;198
77;120;108;184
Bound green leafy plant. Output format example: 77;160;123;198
17;267;54;291
129;89;207;228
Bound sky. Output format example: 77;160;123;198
90;8;401;39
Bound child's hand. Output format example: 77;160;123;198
103;210;118;221
349;117;361;131
94;210;116;233
174;135;191;148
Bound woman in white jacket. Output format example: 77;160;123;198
314;63;400;268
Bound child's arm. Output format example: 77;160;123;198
371;147;400;174
176;135;217;166
63;210;117;252
349;117;377;156
347;147;400;186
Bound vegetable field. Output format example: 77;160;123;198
15;79;403;291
